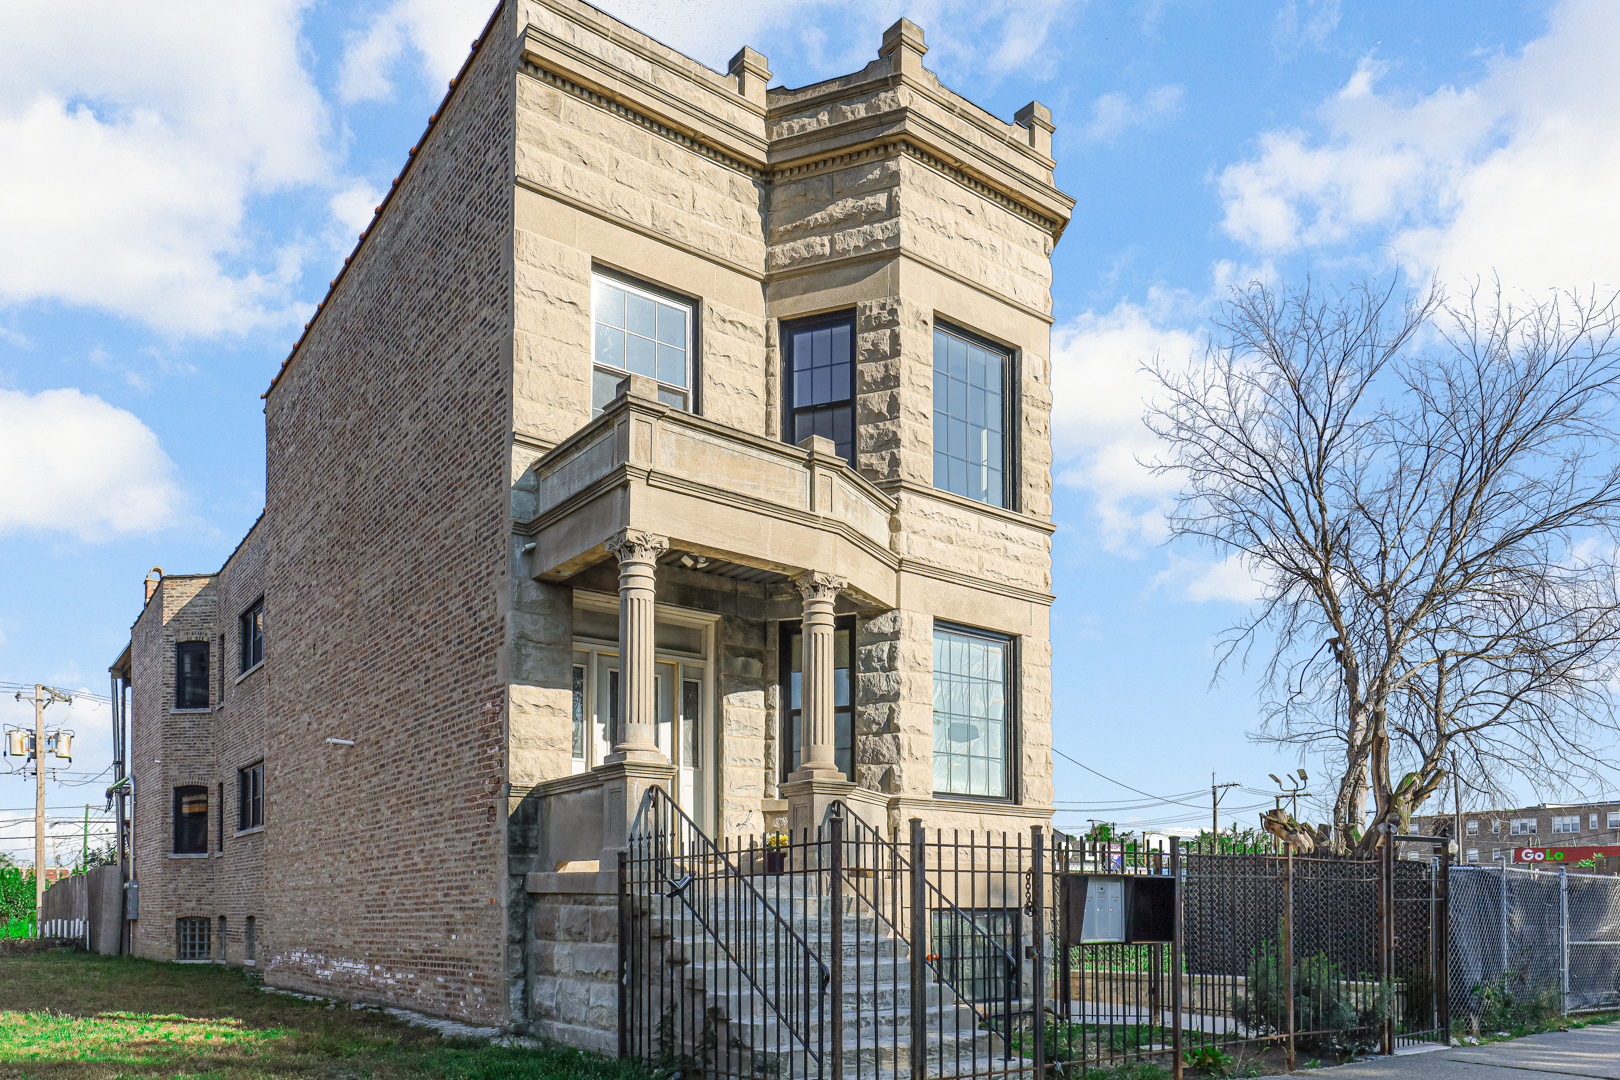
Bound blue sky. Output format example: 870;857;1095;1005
2;0;1616;860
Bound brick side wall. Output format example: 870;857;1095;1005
259;0;515;1023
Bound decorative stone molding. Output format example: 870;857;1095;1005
606;529;669;566
794;571;848;605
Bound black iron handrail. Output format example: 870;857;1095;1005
827;802;1020;1026
630;786;830;1065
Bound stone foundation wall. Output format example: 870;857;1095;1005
525;870;620;1054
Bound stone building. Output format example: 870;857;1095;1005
111;0;1072;1042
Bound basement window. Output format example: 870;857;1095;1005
177;916;211;961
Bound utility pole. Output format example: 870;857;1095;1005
12;684;72;936
1212;775;1240;849
1452;751;1462;847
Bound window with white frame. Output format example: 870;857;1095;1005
1466;849;1479;864
1510;818;1537;835
1609;811;1619;829
932;625;1011;799
591;272;693;414
1492;820;1501;834
1592;814;1600;830
1553;814;1580;833
1466;820;1478;835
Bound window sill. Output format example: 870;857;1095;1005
168;852;210;859
234;825;264;837
235;661;264;685
243;958;256;967
170;707;213;715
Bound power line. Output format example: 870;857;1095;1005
1050;744;1217;811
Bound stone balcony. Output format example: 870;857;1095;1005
517;375;900;605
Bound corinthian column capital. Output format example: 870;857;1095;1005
606;528;668;566
794;571;847;606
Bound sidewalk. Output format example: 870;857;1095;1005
1325;1023;1620;1080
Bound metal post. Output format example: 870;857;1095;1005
1558;866;1569;1017
1438;843;1451;1044
33;685;45;935
1284;839;1295;1072
1032;826;1046;1080
830;811;844;1080
909;818;927;1080
1500;857;1509;982
616;849;628;1058
1171;839;1183;1080
1380;825;1393;1056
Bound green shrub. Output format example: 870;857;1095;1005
1232;941;1392;1056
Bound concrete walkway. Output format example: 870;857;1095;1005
1325;1024;1620;1080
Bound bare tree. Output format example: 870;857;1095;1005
1147;275;1620;851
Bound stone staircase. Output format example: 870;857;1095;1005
635;872;1034;1080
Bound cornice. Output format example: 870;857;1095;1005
516;57;1070;241
898;557;1054;608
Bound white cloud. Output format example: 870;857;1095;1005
1159;553;1267;604
0;389;181;541
1273;0;1341;52
1082;85;1184;142
1218;0;1620;292
0;3;330;336
329;183;385;237
1049;296;1203;550
338;0;493;105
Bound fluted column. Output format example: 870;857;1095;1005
791;570;847;780
605;528;668;762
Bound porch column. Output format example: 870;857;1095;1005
791;570;847;780
605;528;668;763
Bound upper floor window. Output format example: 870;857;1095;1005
933;325;1007;508
1592;814;1600;830
173;785;208;853
783;313;854;465
1609;811;1619;829
592;272;692;414
1510;817;1537;835
1552;814;1580;834
1466;849;1479;864
175;641;209;710
1466;820;1478;835
239;762;264;830
932;624;1011;799
239;599;264;673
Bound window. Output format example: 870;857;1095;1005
239;763;264;830
1466;820;1478;835
592;272;692;413
1510;818;1537;836
216;782;224;852
218;916;227;962
1553;815;1580;834
177;916;210;961
175;641;209;710
571;665;586;766
932;625;1011;798
933;325;1007;507
1408;823;1420;834
1466;849;1479;864
245;915;256;962
1492;820;1501;834
1593;814;1601;830
239;598;264;672
783;313;854;465
780;618;854;782
173;786;208;853
1609;811;1619;829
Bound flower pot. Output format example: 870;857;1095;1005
763;850;786;876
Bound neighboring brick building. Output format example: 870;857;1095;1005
113;0;1072;1040
1415;801;1620;872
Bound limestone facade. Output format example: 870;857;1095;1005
115;0;1070;1038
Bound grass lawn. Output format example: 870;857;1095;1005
0;946;646;1080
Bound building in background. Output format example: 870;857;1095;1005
112;0;1071;1041
1414;801;1620;873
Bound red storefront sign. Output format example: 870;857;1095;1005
1513;845;1619;865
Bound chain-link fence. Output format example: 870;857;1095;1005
1448;865;1620;1031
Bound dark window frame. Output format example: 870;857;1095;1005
174;640;210;710
172;785;208;854
239;597;265;673
930;620;1019;803
590;265;702;416
781;310;857;467
932;319;1017;510
777;615;857;783
239;762;264;830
